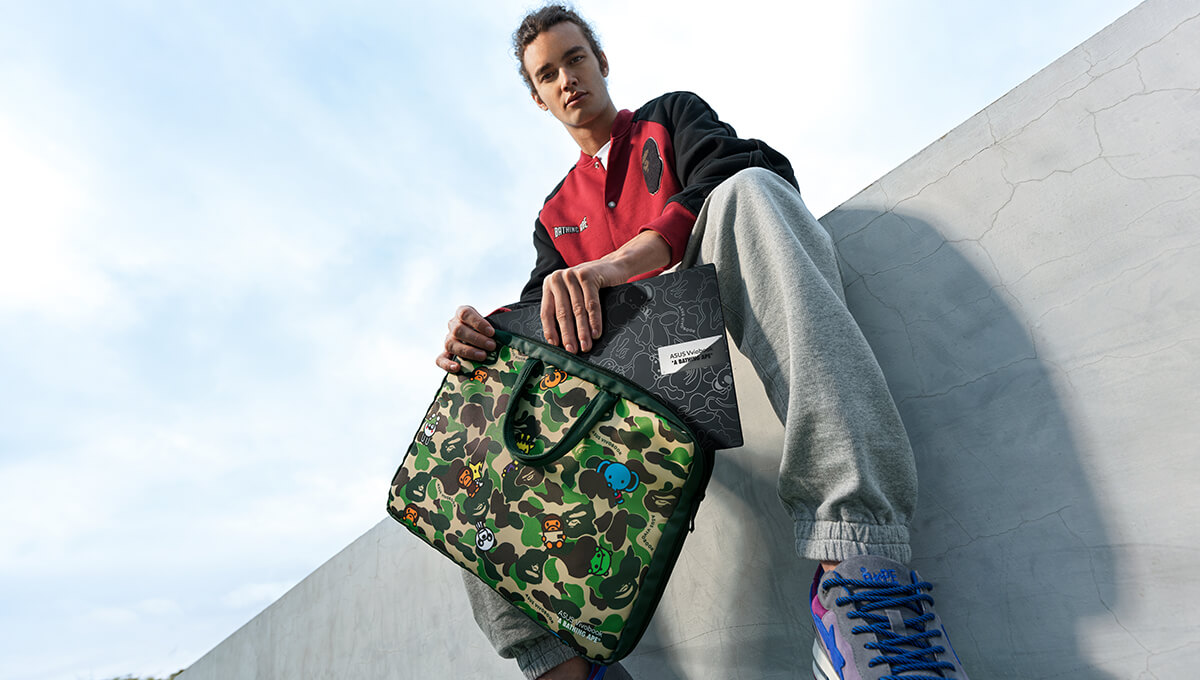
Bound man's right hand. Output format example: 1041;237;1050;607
539;259;619;355
435;305;496;373
539;230;672;354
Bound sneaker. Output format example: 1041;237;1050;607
810;555;968;680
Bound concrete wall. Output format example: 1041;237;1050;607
821;1;1200;676
179;0;1200;677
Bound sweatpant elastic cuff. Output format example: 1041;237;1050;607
514;634;578;680
794;518;912;564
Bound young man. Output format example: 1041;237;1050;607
437;6;970;680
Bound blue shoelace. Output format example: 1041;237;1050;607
821;573;957;680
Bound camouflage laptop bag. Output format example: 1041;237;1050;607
387;330;712;663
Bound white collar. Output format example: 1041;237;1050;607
594;140;612;169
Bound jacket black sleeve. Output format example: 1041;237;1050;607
648;90;799;217
508;218;567;311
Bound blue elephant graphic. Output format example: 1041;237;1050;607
597;460;639;504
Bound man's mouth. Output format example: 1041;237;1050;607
566;92;588;107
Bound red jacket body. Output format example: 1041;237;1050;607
513;91;798;308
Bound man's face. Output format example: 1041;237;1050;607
522;22;612;132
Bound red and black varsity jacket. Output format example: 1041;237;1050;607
513;91;798;308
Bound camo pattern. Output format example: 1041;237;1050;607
388;340;700;661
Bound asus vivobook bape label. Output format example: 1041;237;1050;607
656;335;727;376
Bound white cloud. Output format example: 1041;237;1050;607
221;581;295;609
0;115;118;325
79;599;181;627
86;607;140;626
138;598;184;616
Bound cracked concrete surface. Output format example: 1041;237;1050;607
178;1;1199;678
824;0;1200;676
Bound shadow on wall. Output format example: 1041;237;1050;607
822;208;1119;679
629;444;813;680
625;205;1124;679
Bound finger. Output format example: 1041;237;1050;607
451;322;496;353
459;305;496;338
539;287;559;346
545;275;579;353
577;269;604;347
556;295;580;353
450;306;495;351
445;335;489;362
562;272;594;353
435;350;461;373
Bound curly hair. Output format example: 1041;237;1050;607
513;4;603;93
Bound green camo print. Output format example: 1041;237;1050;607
387;338;702;661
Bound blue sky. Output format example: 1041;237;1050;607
0;1;1140;677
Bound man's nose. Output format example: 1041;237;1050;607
560;68;578;90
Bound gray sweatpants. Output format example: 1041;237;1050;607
462;168;918;677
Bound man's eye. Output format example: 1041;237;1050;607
570;55;584;64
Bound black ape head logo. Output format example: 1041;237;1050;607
641;137;663;195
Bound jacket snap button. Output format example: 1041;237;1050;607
607;201;616;208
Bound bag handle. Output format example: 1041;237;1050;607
502;356;618;466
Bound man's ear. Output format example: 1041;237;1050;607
599;51;609;78
531;91;548;111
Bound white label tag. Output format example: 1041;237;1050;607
656;335;727;376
